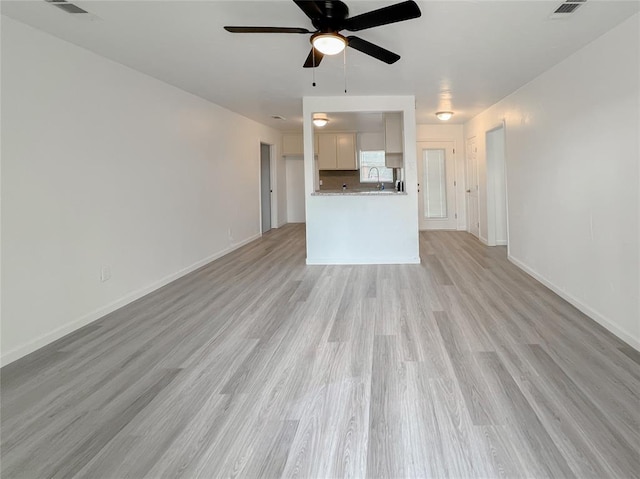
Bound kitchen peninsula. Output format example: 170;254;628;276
302;96;419;265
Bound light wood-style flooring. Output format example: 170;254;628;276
2;224;639;478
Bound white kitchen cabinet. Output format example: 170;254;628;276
384;113;404;168
282;133;319;156
336;133;356;169
317;132;356;170
317;134;337;169
282;133;303;156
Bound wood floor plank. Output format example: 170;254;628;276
620;345;640;365
2;224;639;479
435;310;502;425
478;351;577;478
241;419;300;478
474;425;530;478
401;362;446;477
428;377;494;478
366;335;405;478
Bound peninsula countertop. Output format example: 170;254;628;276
312;189;407;196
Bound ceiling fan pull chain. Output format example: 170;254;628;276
312;48;316;87
343;48;347;93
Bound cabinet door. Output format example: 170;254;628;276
385;153;403;168
282;133;304;156
317;134;337;169
336;133;356;170
384;113;403;154
384;113;403;168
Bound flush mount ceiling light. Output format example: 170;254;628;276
312;113;329;127
311;33;347;56
436;111;454;121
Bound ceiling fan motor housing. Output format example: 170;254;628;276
312;0;350;32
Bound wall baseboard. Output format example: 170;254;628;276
507;254;640;351
0;233;261;367
496;239;508;246
306;256;421;265
479;235;489;245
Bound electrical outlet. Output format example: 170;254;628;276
319;179;323;186
100;265;111;282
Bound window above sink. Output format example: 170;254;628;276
359;150;394;183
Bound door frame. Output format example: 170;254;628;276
258;141;276;234
416;140;457;230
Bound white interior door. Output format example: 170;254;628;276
466;137;479;238
260;143;271;233
486;126;508;246
417;141;457;230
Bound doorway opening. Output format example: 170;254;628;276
485;125;508;247
260;143;273;234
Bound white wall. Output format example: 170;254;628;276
0;17;284;365
464;14;640;348
285;157;305;223
303;96;419;264
416;124;466;230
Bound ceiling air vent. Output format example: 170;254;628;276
551;0;586;18
45;0;89;14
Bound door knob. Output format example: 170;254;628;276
466;189;471;193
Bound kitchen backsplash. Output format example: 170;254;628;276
319;170;394;191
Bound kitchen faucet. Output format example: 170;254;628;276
368;167;381;189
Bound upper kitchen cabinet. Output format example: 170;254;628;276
384;112;403;168
317;132;356;170
282;133;319;156
282;133;304;156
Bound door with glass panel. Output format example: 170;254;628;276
417;141;457;230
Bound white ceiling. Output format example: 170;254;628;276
2;1;638;131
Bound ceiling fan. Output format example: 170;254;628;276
224;0;421;68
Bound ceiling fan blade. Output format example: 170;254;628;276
343;0;421;32
303;48;324;68
293;0;324;20
224;26;311;34
347;36;400;64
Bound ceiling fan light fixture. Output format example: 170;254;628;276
436;111;454;121
312;113;329;127
311;33;347;55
